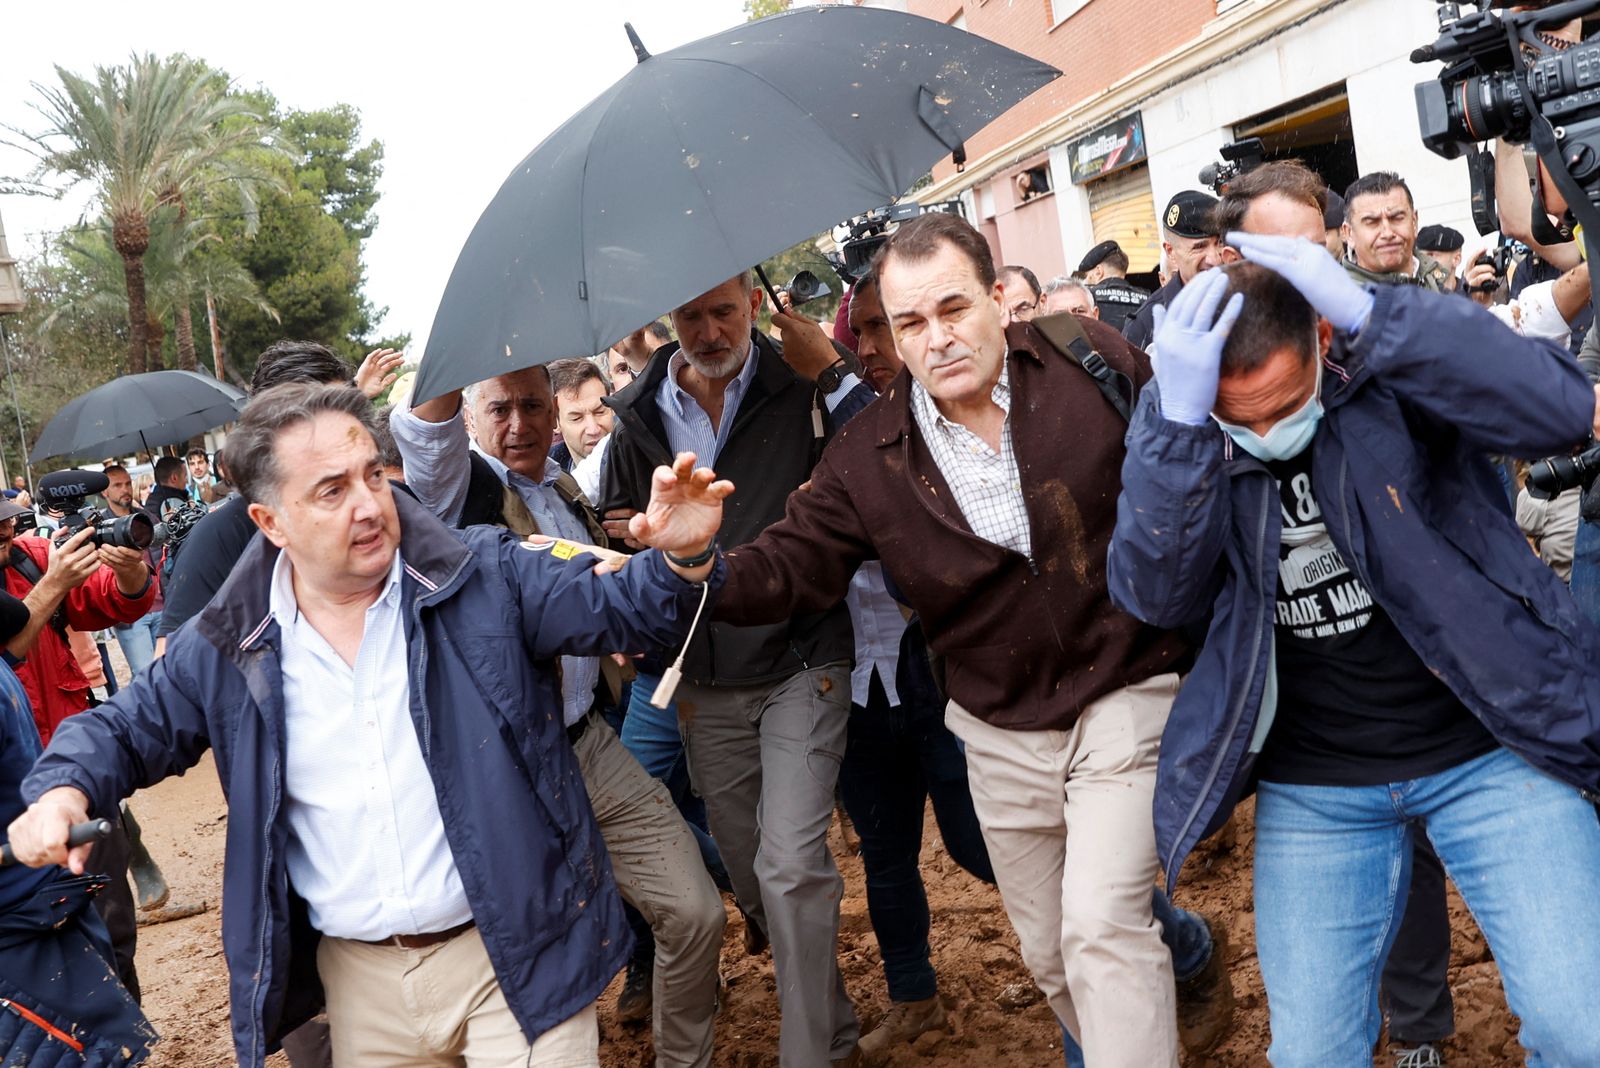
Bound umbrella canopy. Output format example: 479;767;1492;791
414;5;1059;404
30;369;246;462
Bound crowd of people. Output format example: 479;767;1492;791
4;81;1600;1068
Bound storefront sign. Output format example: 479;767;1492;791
1068;113;1148;185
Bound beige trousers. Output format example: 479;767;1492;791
945;673;1180;1068
317;925;599;1067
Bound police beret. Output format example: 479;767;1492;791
1323;189;1345;232
1162;190;1219;239
1076;240;1122;274
1415;224;1465;253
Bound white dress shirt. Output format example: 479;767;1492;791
910;363;1033;558
845;563;908;707
389;405;599;726
271;549;473;941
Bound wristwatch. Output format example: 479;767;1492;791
815;359;849;394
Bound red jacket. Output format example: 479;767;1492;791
4;536;155;743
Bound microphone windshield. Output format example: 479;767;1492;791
38;469;111;504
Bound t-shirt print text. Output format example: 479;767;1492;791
1275;466;1374;640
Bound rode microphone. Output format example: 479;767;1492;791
37;469;110;506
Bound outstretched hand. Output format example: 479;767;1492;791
1151;270;1244;426
355;348;406;399
1226;232;1374;334
630;452;733;560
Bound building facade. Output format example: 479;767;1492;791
900;0;1478;286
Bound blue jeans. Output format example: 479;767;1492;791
1254;748;1600;1067
836;671;994;1003
113;613;160;678
1567;517;1600;627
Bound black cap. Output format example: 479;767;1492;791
1162;190;1219;239
1323;188;1345;232
1076;240;1122;274
1415;224;1465;253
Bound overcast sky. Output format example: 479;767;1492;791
0;0;751;360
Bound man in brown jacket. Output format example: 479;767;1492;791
713;213;1230;1067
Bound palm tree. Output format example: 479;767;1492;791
43;210;278;374
4;54;282;374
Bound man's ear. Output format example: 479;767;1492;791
1316;317;1334;358
247;501;289;550
1089;305;1101;320
1219;245;1244;265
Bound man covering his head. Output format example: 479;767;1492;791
1111;232;1600;1066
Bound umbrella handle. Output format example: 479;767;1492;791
753;265;788;321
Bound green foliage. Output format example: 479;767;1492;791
199;84;388;378
744;0;791;20
755;234;842;333
0;256;127;476
3;53;284;374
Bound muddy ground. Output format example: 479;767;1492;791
127;755;1522;1067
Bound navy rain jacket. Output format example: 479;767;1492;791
22;492;722;1066
1108;282;1600;891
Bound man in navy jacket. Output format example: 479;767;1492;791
1108;240;1600;1067
6;383;732;1068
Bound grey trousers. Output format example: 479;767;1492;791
679;662;857;1067
573;713;724;1068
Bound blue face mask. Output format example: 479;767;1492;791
1214;366;1324;462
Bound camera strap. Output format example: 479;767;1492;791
7;547;70;641
1528;114;1600;311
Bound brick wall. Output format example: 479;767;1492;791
915;0;1218;179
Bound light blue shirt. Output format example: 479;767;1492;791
655;339;865;462
270;549;473;940
388;405;600;726
846;562;908;707
657;341;762;463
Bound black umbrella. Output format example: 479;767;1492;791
414;5;1059;403
30;369;246;462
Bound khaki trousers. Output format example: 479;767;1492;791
945;673;1180;1068
572;714;724;1068
317;925;598;1067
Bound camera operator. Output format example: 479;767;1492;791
100;465;163;678
1110;227;1600;1066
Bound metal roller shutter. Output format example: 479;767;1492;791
1087;163;1160;274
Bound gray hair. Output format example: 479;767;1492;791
1042;276;1092;301
228;383;380;506
462;364;552;410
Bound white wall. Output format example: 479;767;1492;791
1140;0;1480;257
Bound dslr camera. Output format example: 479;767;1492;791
1526;440;1600;497
37;469;154;550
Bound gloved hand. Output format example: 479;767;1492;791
1151;268;1244;425
1227;231;1375;334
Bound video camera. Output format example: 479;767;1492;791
1198;138;1267;196
37;470;153;551
828;200;966;286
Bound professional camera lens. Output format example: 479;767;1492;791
96;512;155;551
1526;442;1600;499
1415;73;1528;158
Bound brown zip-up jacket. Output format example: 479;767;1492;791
715;315;1189;731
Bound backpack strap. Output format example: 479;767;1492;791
549;472;610;548
1030;313;1134;423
